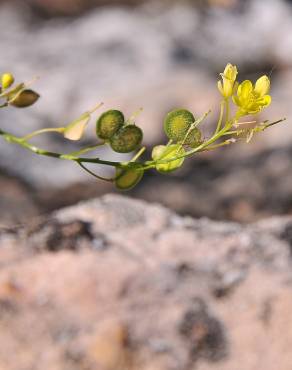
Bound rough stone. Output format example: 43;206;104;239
0;194;292;369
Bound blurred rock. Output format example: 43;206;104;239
1;195;292;369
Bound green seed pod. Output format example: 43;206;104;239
115;168;144;190
164;109;195;142
152;144;185;173
9;89;40;108
110;125;143;153
182;127;202;148
96;110;124;140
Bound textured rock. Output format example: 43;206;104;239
1;194;292;369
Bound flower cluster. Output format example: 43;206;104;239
0;65;284;190
218;63;272;118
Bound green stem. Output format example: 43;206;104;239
179;110;211;150
68;141;106;156
0;128;123;168
215;101;225;134
77;161;114;182
225;98;231;126
125;107;143;125
200;139;236;152
130;146;146;162
21;127;65;141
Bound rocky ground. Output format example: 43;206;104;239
1;194;292;369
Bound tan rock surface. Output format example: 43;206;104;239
0;195;292;369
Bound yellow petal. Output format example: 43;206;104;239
64;113;90;141
223;63;232;75
232;95;241;107
223;63;238;81
257;95;272;107
239;80;253;100
254;75;270;97
217;81;224;95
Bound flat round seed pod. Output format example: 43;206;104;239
9;89;39;108
183;127;202;148
115;168;144;190
96;110;124;140
164;109;195;142
152;144;185;173
110;125;143;153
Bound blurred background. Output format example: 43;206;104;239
0;0;292;225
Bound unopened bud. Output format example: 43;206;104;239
1;73;15;89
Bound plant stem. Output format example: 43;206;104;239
68;142;106;156
0;128;123;168
225;98;230;126
130;146;146;162
179;110;211;150
21;127;65;141
215;101;225;134
77;161;114;182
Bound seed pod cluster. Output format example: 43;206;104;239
164;109;202;147
96;110;143;153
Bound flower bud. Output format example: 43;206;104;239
218;63;238;98
152;144;185;173
115;168;144;190
9;89;39;108
110;125;143;153
96;110;124;140
1;73;14;89
164;109;195;142
63;112;90;141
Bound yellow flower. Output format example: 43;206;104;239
217;63;238;98
1;73;14;89
233;76;271;117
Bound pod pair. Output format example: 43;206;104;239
96;110;143;153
